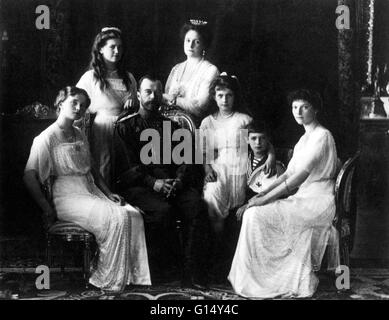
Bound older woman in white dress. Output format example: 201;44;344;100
24;86;150;293
229;89;339;298
164;20;219;126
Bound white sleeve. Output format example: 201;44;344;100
295;131;330;173
165;64;178;94
76;71;93;97
198;116;215;157
24;134;53;184
177;65;220;117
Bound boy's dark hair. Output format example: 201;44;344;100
245;121;271;155
245;121;270;137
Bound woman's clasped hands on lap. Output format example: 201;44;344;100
236;191;268;221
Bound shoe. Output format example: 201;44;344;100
102;289;122;295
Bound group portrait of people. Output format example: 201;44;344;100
23;20;340;299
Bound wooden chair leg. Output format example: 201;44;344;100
46;235;52;267
60;244;65;278
175;219;185;276
342;241;350;268
84;240;91;288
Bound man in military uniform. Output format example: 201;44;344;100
113;75;208;286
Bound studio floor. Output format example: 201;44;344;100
1;244;389;300
1;266;389;300
2;235;389;300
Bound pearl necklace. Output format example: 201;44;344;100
218;111;235;119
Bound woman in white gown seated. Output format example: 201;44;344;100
24;86;151;292
163;20;219;126
228;89;339;298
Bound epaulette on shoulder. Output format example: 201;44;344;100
117;112;139;123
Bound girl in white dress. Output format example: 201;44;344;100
24;86;151;293
164;21;219;125
77;27;137;188
228;89;339;298
200;74;274;235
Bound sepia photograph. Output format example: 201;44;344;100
0;0;389;306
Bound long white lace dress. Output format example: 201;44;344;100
77;70;137;187
25;123;151;292
228;125;339;298
200;112;252;219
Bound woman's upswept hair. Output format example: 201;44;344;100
209;73;245;112
54;86;91;114
180;21;212;50
89;28;131;91
287;88;323;113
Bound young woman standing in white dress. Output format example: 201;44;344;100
77;27;137;188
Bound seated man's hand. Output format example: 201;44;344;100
153;179;175;195
165;178;183;199
236;204;248;222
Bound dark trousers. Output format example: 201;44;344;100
122;186;209;282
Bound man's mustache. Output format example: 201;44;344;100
144;99;161;107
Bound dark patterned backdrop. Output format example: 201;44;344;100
1;0;341;146
1;0;388;237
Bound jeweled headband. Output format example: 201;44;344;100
101;27;122;34
189;19;208;26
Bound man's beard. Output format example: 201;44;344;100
142;100;159;111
